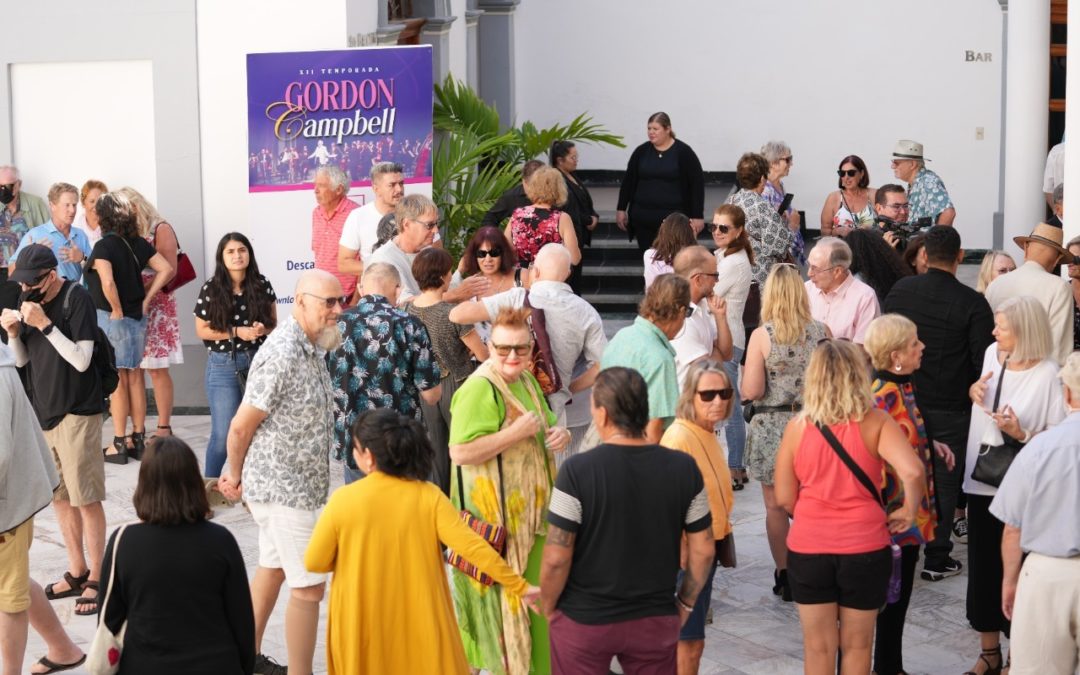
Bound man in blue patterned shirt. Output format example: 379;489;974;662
327;261;441;483
891;140;956;226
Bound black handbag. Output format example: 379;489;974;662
971;360;1025;487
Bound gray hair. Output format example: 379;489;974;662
316;165;349;194
815;236;853;270
1060;352;1080;401
996;296;1053;363
760;140;791;164
394;194;437;232
0;165;19;180
1054;183;1065;205
361;261;401;294
370;161;404;182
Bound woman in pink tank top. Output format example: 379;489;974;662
773;340;926;675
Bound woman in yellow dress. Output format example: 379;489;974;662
449;306;572;674
305;409;539;675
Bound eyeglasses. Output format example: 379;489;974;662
476;248;503;259
710;223;731;234
697;388;734;402
780;156;793;164
491;342;533;356
885;202;911;211
415;219;439;230
301;292;347;308
807;264;838;276
837;169;859;178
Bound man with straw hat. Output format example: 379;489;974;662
891;140;956;226
986;222;1074;364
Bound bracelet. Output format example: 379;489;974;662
674;593;694;613
1020;428;1031;444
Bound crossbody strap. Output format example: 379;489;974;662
815;422;884;509
989;357;1008;413
454;382;507;527
99;524;129;618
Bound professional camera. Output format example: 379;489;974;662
874;215;931;248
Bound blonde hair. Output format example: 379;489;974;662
116;187;165;237
802;340;872;426
863;314;917;371
675;361;732;422
47;182;78;204
976;250;1015;294
996;296;1053;363
524;166;568;207
761;264;813;345
1059;352;1080;400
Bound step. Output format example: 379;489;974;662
580;292;641;315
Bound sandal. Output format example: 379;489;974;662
155;424;172;438
130;430;147;461
732;478;745;491
32;654;87;674
964;645;1003;675
104;436;129;465
44;571;88;600
73;581;99;616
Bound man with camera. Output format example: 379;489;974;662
872;184;920;249
891;140;956;226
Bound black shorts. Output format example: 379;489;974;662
787;547;892;610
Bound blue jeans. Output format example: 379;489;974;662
722;347;747;469
204;349;252;478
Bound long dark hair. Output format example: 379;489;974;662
204;232;276;333
350;409;433;481
845;229;912;301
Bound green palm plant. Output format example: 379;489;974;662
432;76;624;257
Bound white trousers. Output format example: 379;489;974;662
1009;552;1080;674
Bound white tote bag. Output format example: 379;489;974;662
87;524;129;675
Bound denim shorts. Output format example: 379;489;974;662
97;310;147;369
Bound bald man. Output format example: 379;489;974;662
671;245;734;386
218;269;342;675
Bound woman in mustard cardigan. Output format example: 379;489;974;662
660;360;736;675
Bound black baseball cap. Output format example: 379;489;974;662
10;244;58;284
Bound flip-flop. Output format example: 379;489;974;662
33;653;87;674
44;571;88;600
73;581;99;616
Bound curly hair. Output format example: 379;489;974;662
844;229;912;301
802;339;872;427
639;273;690;324
524;166;568;207
650;212;696;266
95;191;141;239
461;226;516;276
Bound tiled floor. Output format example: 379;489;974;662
20;415;992;675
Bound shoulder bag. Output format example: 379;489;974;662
87;524;130;675
815;423;902;606
686;427;736;568
155;223;197;294
971;360;1025;487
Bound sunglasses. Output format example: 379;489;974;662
780;156;793;164
697;388;734;402
476;248;503;259
710;223;731;234
301;292;347;308
837;169;859;178
491;342;533;356
415;219;439;230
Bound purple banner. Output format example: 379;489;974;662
246;46;433;192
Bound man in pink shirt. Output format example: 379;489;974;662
804;237;880;344
310;166;360;299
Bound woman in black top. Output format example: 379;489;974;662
88;192;173;464
616;112;705;253
551;140;598;293
99;436;255;675
194;232;277;480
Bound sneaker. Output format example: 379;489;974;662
921;557;963;582
952;516;969;544
254;653;287;675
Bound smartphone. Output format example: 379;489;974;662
778;193;794;214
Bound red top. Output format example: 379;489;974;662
787;420;890;555
311;198;360;295
509;206;562;268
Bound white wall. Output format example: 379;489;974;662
195;0;358;268
11;60;158;205
514;0;1004;248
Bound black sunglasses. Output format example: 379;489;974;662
697;388;734;402
301;292;347;309
837;169;859;178
476;248;503;259
710;223;731;234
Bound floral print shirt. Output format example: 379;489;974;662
508;205;563;268
726;189;793;286
326;294;441;469
907;167;953;224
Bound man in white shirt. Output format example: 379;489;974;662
670;246;733;387
337;162;405;286
985;222;1074;364
804;237;879;344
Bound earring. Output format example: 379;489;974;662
893;363;902;372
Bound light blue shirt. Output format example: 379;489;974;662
601;316;679;423
13;221;92;282
990;410;1080;558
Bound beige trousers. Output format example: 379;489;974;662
1009;552;1080;674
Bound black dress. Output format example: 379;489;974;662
617;138;705;252
559;170;598;294
100;521;255;675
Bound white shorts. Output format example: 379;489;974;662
247;501;327;589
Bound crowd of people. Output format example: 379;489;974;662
2;111;1080;675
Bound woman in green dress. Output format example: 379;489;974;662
449;306;572;674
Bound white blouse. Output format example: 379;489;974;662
713;248;752;351
963;343;1065;497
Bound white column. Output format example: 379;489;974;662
1002;0;1051;258
1065;0;1080;250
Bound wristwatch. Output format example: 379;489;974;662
41;323;54;336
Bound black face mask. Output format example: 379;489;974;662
19;285;46;305
0;185;14;206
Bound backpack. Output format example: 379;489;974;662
523;292;561;397
60;282;119;403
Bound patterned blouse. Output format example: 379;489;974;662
726;189;793;286
907;168;953;224
508;206;563;268
193;275;277;352
871;371;937;547
761;180;806;266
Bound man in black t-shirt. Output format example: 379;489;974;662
542;367;715;674
1;244;106;616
